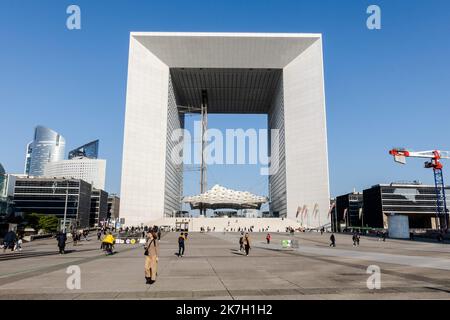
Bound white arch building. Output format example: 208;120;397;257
120;32;330;227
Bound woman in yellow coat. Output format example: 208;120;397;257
144;231;159;284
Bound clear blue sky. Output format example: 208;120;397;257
1;0;450;199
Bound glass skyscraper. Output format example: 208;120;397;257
25;126;66;176
68;140;99;159
24;142;32;175
0;163;6;197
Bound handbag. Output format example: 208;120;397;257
144;239;155;256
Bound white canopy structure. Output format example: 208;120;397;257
183;185;268;210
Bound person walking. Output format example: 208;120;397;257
266;233;271;244
144;231;159;284
352;233;357;247
239;232;244;251
382;231;387;242
356;234;360;246
72;228;78;246
15;235;23;252
3;230;16;252
157;229;161;241
243;233;251;256
56;232;67;254
97;230;102;241
329;234;336;247
178;232;185;257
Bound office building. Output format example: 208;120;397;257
25;126;66;176
90;189;108;227
68;140;99;159
13;177;92;228
335;192;363;231
363;182;450;229
44;158;106;190
0;164;15;216
107;194;120;220
24;142;32;175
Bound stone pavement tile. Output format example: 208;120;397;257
73;292;121;300
221;278;299;291
0;293;77;300
234;294;326;300
150;276;226;292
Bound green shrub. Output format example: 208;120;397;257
26;213;59;233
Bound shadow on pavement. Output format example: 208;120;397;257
0;248;99;261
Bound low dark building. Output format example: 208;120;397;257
334;192;363;231
13;177;92;228
363;183;450;229
90;189;108;227
107;194;120;220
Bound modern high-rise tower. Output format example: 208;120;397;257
25;126;66;176
68;140;99;159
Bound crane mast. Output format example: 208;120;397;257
389;148;450;231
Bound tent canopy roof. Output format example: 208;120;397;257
183;185;268;210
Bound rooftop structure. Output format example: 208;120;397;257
183;185;268;210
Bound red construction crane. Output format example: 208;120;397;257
389;148;450;231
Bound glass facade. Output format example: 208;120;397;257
363;183;450;229
68;140;99;159
0;164;6;215
90;189;108;226
13;178;91;228
0;163;5;196
24;142;32;175
335;192;363;230
27;126;66;176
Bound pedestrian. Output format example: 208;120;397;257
144;231;159;284
356;234;360;246
97;230;102;241
352;233;357;247
178;232;185;257
3;230;16;252
239;232;244;251
56;232;67;254
243;233;251;256
15;235;23;252
266;233;271;244
329;234;336;247
382;232;387;242
320;227;325;235
157;229;161;241
72;229;78;246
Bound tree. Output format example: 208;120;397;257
38;215;59;233
26;213;41;231
25;213;59;233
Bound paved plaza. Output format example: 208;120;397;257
1;232;450;299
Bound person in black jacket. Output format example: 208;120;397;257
178;233;185;257
330;234;336;247
3;231;16;252
56;232;67;254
